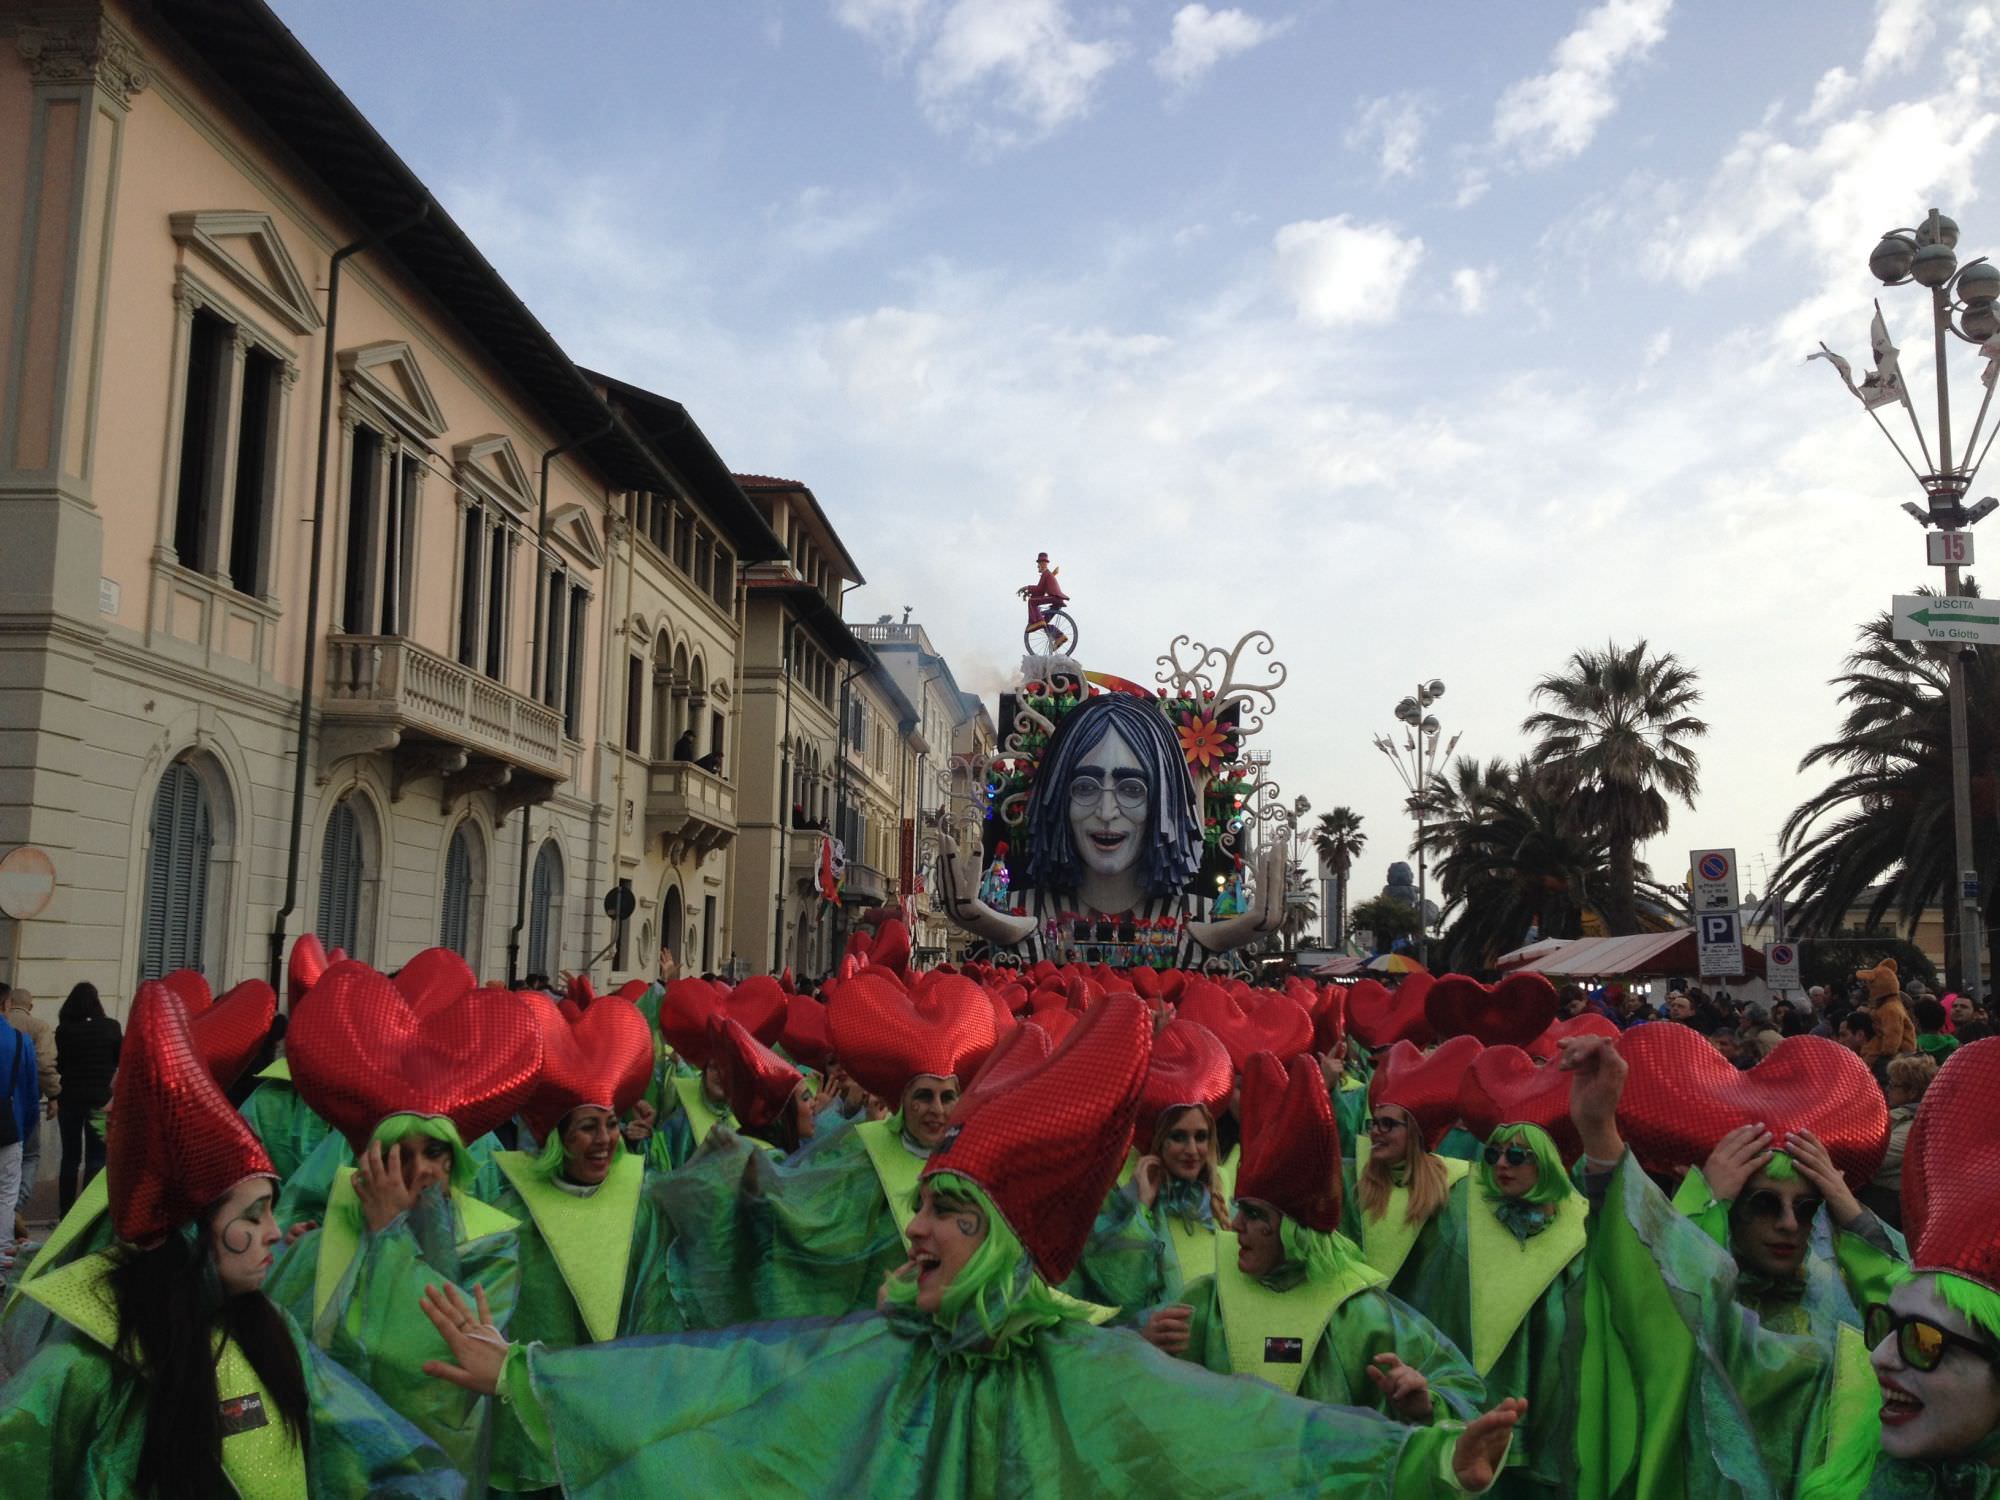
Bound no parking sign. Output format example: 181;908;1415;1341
1767;942;1801;993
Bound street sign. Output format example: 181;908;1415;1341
0;846;55;920
1929;530;1973;566
1767;941;1801;993
1892;593;2000;646
1689;847;1740;915
1698;911;1744;978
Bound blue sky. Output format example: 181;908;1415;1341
272;0;1999;911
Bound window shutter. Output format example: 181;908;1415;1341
140;764;211;980
528;842;561;977
317;798;363;955
441;827;471;957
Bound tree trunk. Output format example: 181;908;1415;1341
1609;836;1639;935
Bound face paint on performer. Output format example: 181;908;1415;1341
1066;727;1149;884
1871;1274;2000;1462
1157;1106;1213;1184
1231;1198;1283;1278
905;1182;988;1314
208;1178;281;1296
1727;1168;1821;1280
560;1105;621;1187
902;1075;961;1151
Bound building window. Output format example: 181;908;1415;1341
528;840;563;978
340;428;421;635
140;762;214;979
535;567;591;741
564;582;588;742
317;795;365;956
455;500;515;681
625;654;645;753
440;821;484;963
171;308;285;596
711;549;734;610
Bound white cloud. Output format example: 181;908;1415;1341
1153;4;1285;89
1803;66;1857;124
1454;168;1491;208
769;183;909;258
1346;93;1430;180
1643;328;1672;365
1451;266;1491;314
835;0;1121;146
1492;0;1672;168
1272;216;1422;327
1862;0;1934;79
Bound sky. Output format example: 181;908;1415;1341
268;0;2000;911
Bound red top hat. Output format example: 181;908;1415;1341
1455;1044;1581;1162
1175;979;1313;1069
521;992;654;1144
709;1015;805;1133
1904;1038;2000;1290
189;979;278;1092
1137;1018;1233;1138
1424;973;1560;1049
826;971;997;1104
1615;1025;1888;1192
288;959;543;1154
1234;1051;1342;1232
110;981;275;1247
923;993;1151;1285
1370;1036;1483;1150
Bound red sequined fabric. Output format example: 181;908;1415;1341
521;992;654;1142
924;993;1151;1284
159;968;213;1015
1902;1037;2000;1287
951;1024;1054;1122
782;993;834;1071
1424;972;1560;1048
392;947;478;1020
709;1016;804;1131
1456;1044;1581;1162
1346;975;1436;1051
110;982;275;1246
1138;1018;1234;1137
1370;1035;1484;1149
288;959;543;1153
287;934;331;1010
657;978;729;1066
1234;1051;1342;1232
1616;1026;1889;1191
826;971;998;1102
1175;980;1313;1068
1523;1012;1620;1062
725;975;791;1048
189;979;277;1091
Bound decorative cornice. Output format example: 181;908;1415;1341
16;16;149;105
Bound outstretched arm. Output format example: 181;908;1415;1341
935;829;1037;946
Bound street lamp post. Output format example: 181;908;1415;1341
1372;680;1459;968
1825;206;2000;1002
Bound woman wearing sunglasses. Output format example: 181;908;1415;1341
1140;1052;1484;1423
1351;1042;1475;1311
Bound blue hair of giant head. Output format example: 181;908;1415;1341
1021;693;1203;900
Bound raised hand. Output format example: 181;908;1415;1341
1140;1303;1193;1356
1783;1129;1864;1227
419;1282;508;1396
353;1139;420;1234
1452;1398;1527;1490
1560;1035;1627;1163
1366;1352;1434;1423
1701;1124;1774;1204
283;1219;318;1247
1132;1156;1165;1209
622;1098;657;1145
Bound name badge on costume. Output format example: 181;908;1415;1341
1263;1336;1304;1364
219;1392;270;1435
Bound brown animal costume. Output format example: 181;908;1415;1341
1855;958;1917;1058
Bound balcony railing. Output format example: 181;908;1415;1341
646;762;737;861
843;862;889;905
320;635;566;798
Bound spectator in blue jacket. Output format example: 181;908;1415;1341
0;1005;37;1275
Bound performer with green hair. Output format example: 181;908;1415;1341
1141;1051;1485;1422
418;996;1530;1498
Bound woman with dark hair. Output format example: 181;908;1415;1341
0;982;458;1497
937;692;1286;969
53;981;119;1214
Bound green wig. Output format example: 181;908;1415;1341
884;1173;1086;1349
1475;1123;1572;1207
371;1114;476;1193
1276;1213;1365;1285
1938;1271;2000;1350
1760;1149;1799;1183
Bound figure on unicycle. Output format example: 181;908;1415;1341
1019;551;1075;654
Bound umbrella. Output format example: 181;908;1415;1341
1366;953;1430;976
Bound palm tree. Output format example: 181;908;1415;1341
1769;591;2000;991
1310;807;1366;946
1522;640;1707;934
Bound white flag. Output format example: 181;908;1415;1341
1860;302;1908;411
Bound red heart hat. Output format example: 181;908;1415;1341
1137;1019;1234;1138
394;947;479;1020
868;918;913;977
1425;973;1560;1048
1370;1036;1483;1150
1524;1012;1621;1062
708;1015;805;1133
288;960;543;1153
1456;1044;1581;1162
564;973;597;1009
1175;980;1313;1068
657;978;728;1066
1903;1038;2000;1289
288;934;332;1009
521;992;654;1143
826;971;997;1103
189;979;277;1091
923;993;1151;1284
724;975;790;1048
1234;1051;1342;1232
1346;975;1436;1051
160;969;213;1015
781;992;833;1070
110;981;275;1246
950;1023;1055;1123
1615;1026;1888;1192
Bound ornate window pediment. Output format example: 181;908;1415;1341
339;340;447;440
168;211;321;335
451;434;535;521
544;501;606;570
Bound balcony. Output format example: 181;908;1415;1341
842;862;889;906
319;635;564;810
788;829;826;876
645;762;737;862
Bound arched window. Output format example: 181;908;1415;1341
140;761;214;979
661;884;684;964
528;840;563;977
317;796;365;956
440;821;485;965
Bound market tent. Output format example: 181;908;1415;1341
1494;938;1575;972
1310;956;1366;978
1516;928;1764;980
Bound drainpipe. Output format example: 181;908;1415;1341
508;417;615;984
268;203;429;995
773;623;795;970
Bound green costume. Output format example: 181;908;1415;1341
238;1059;335;1185
1351;1142;1472;1309
1179;1231;1484;1421
0;1249;462;1499
0;1170;114;1376
652;1071;735;1173
1061;1175;1206;1320
491;1300;1498;1499
275;1126;511;1225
